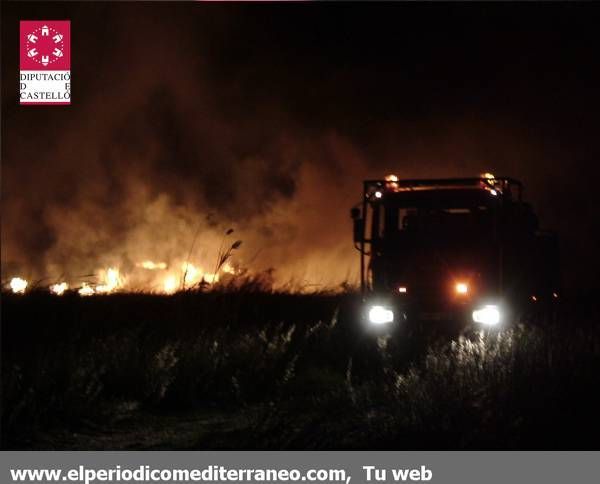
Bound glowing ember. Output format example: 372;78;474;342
10;277;28;294
137;260;167;270
50;282;69;295
78;283;94;296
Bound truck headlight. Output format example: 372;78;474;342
368;305;394;325
472;305;501;326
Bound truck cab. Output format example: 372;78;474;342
351;174;559;332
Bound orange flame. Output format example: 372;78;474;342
10;277;28;294
50;282;68;295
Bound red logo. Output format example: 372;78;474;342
20;21;70;71
20;21;71;105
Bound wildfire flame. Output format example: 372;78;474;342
95;267;123;293
10;277;28;294
222;262;236;275
203;273;219;284
50;282;68;295
78;283;95;296
182;262;201;285
137;260;167;270
180;262;221;288
67;262;231;296
8;240;242;296
163;275;178;294
6;263;241;296
75;267;123;296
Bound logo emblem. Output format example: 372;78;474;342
20;20;71;105
24;24;66;66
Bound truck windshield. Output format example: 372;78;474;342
379;204;494;241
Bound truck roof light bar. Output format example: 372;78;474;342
364;176;523;201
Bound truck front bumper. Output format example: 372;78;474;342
361;298;504;335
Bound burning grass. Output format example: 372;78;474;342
2;228;247;297
2;288;600;449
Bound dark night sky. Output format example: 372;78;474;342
2;2;600;289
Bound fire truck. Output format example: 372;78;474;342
349;174;559;334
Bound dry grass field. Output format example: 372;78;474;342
3;288;600;449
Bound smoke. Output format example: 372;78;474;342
0;5;367;288
2;3;599;290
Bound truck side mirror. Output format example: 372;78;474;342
350;208;364;243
